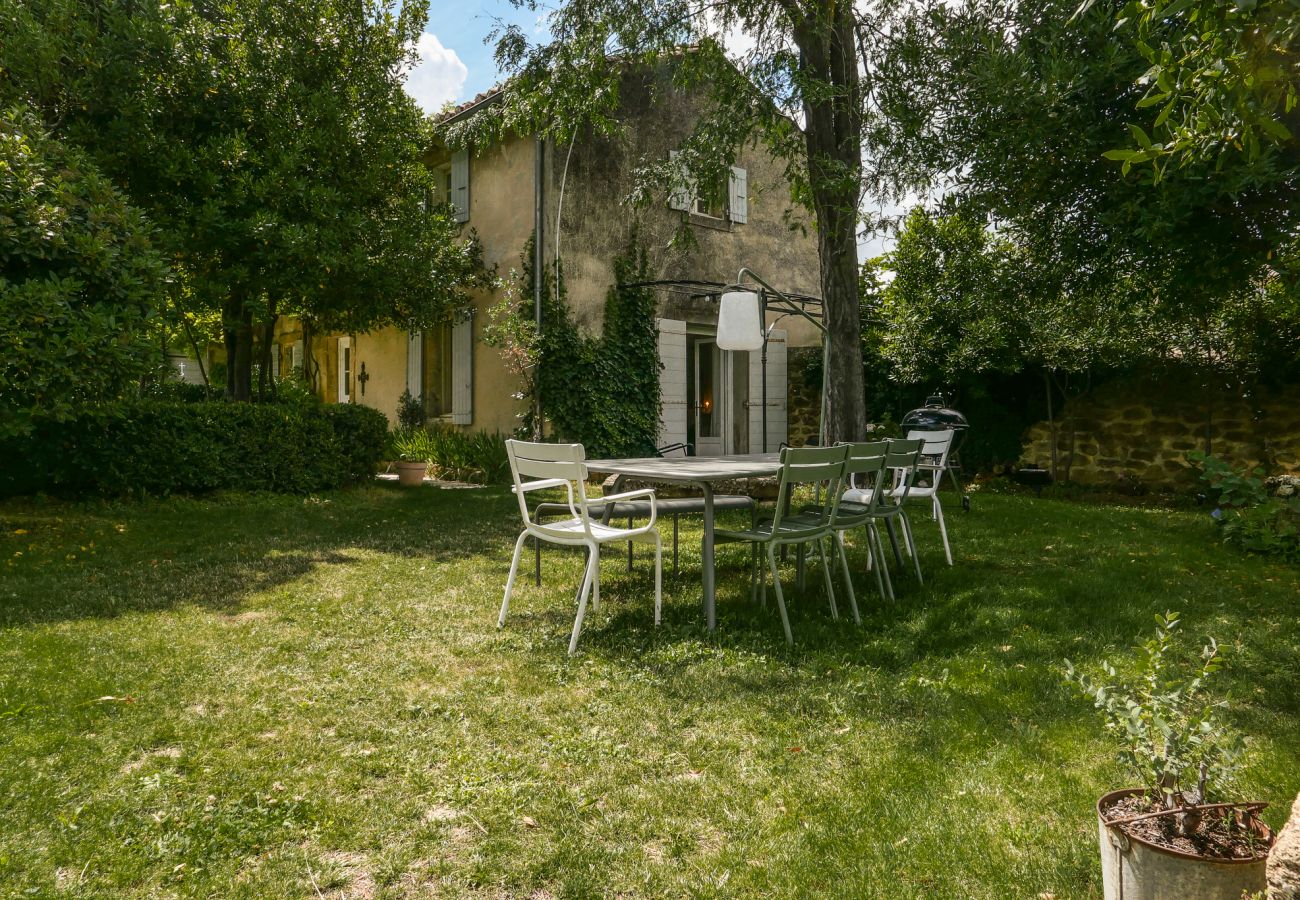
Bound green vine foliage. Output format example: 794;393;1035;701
527;234;661;459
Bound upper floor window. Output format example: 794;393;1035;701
669;151;748;225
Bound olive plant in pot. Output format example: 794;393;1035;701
1065;612;1273;900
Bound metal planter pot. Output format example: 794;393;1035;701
1097;788;1271;900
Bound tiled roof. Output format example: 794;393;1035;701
435;86;503;123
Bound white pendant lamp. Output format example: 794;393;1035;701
716;291;763;351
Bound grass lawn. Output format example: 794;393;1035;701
2;483;1298;898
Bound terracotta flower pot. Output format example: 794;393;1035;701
395;460;429;487
1097;788;1272;900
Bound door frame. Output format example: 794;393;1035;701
688;332;748;456
337;336;352;404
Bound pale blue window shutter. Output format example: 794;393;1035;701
271;343;281;379
728;166;748;224
451;315;473;425
450;149;470;223
407;331;423;398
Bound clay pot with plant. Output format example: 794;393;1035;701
390;427;431;487
1065;612;1273;900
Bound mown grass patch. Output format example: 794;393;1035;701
1;486;1297;897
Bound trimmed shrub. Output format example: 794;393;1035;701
0;401;388;498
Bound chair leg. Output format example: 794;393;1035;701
934;496;953;566
568;547;599;655
815;538;838;619
901;511;923;584
534;535;542;587
766;545;793;645
835;532;860;624
869;522;894;601
653;533;663;626
592;546;601;610
499;531;529;627
885;519;905;568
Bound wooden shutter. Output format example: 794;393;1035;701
450;149;470;223
451;315;473;425
728;166;748;224
657;319;688;449
747;328;786;452
668;151;691;211
271;343;281;379
406;331;423;397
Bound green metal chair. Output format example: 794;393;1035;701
794;440;892;615
714;444;850;645
841;438;925;589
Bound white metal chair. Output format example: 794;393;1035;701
499;440;663;654
885;429;955;566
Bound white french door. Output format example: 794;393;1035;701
693;339;724;456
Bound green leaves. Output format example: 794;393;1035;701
1;109;164;439
1063;611;1243;807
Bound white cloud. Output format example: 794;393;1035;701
405;32;469;116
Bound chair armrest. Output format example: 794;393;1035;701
597;488;657;528
513;477;568;494
600;487;657;505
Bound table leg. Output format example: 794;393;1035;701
699;481;716;631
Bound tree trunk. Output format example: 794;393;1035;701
795;5;867;443
1044;369;1058;482
257;301;277;401
223;294;254;401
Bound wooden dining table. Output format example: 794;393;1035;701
583;453;784;631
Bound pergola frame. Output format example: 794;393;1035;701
623;269;828;451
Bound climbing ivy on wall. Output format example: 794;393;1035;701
525;234;661;458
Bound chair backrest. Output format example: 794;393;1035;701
505;440;593;529
906;428;955;470
772;443;849;535
885;438;925;503
840;440;890;512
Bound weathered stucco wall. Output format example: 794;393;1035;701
1018;375;1300;489
544;67;823;350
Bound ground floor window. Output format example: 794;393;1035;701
423;325;454;417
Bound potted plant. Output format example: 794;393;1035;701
1065;612;1273;900
390;427;431;487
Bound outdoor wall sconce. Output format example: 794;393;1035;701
717;291;763;351
358;362;369;397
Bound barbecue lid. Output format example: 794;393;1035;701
900;393;968;430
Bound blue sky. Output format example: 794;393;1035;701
405;1;541;114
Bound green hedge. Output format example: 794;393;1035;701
0;401;388;497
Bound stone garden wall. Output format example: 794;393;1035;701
787;348;821;448
1018;374;1300;490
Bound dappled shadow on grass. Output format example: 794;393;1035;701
542;493;1300;749
0;483;523;627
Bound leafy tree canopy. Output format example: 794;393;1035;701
1;0;488;400
0;109;165;437
870;0;1299;373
